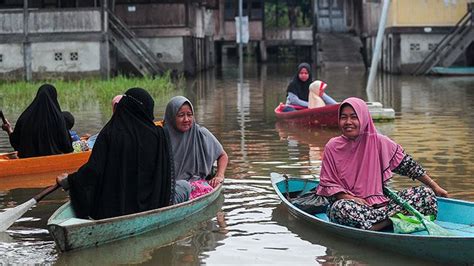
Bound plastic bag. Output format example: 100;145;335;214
291;192;329;214
389;213;435;234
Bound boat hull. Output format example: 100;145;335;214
48;184;223;252
271;175;474;264
0;151;90;178
274;102;395;127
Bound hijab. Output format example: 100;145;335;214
286;62;313;102
62;111;75;130
111;95;123;112
308;80;327;108
164;96;223;181
9;84;73;158
316;97;405;206
67;87;173;219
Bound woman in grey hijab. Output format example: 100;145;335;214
164;96;228;203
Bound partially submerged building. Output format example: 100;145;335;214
1;0;471;80
362;0;473;74
0;0;218;80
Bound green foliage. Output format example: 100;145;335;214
0;74;184;118
264;0;312;28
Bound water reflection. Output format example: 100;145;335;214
56;195;225;265
271;204;443;265
0;61;473;264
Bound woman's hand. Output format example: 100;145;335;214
209;175;224;188
433;186;449;198
335;192;369;205
419;174;449;198
352;197;370;206
56;173;69;190
1;119;12;134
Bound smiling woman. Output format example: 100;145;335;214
163;96;228;204
338;102;360;139
316;97;448;231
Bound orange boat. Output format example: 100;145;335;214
0;151;91;179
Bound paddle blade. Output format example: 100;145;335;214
383;187;455;236
0;199;37;231
422;219;455;236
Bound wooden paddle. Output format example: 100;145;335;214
0;183;59;231
383;187;454;236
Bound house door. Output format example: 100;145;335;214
316;0;347;33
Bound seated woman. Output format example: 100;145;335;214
1;84;73;158
284;63;336;112
163;96;228;204
56;88;173;219
316;97;448;231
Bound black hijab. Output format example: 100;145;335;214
286;62;313;102
9;84;73;158
67;88;174;219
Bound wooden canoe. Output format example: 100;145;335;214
274;102;395;127
47;183;223;252
271;174;474;264
54;194;224;264
0;151;91;178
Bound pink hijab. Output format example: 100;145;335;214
316;97;404;206
112;95;123;112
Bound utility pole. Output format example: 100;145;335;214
366;0;390;98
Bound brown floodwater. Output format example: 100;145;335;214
1;59;473;265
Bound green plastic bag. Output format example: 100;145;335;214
389;213;435;234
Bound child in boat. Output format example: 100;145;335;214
316;97;448;231
62;111;89;152
284;63;336;112
308;80;327;109
62;111;80;142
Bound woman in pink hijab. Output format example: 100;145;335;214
316;97;448;230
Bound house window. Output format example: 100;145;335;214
410;43;420;51
54;52;63;61
70;52;78;61
0;54;3;63
428;43;437;51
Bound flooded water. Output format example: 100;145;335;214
1;60;473;265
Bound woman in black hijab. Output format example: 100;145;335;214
285;63;337;109
286;62;313;107
1;84;73;158
56;88;173;219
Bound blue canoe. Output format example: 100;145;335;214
271;174;474;264
47;184;223;252
430;67;474;76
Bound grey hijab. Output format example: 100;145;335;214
164;96;223;181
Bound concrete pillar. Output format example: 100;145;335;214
23;0;32;81
100;0;110;79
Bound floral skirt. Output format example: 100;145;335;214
327;186;437;230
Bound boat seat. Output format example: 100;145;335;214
314;213;329;221
55;218;94;226
436;221;474;236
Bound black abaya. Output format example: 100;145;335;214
9;84;73;158
66;88;173;219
